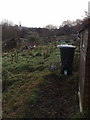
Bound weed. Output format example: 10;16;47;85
26;87;40;105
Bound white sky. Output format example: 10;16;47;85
0;0;89;28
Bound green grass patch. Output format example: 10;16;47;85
2;44;80;118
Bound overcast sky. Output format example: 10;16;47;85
0;0;89;27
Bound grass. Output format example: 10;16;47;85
2;44;81;118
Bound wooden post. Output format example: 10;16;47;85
79;18;90;112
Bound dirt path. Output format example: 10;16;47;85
26;72;79;118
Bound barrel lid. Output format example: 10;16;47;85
57;44;76;48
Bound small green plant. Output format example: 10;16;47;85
21;53;26;56
2;68;14;91
35;52;42;57
27;87;40;104
43;50;50;59
2;68;9;92
29;52;34;57
71;110;89;118
36;64;46;71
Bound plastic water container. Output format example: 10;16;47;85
57;44;76;75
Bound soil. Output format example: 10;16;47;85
26;72;79;118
